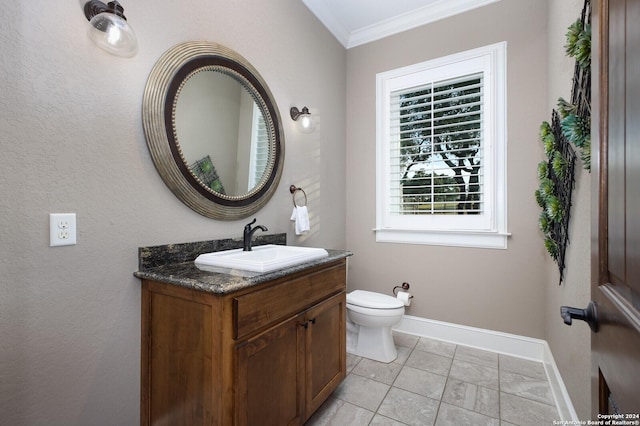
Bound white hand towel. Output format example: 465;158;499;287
290;206;310;235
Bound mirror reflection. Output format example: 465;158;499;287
142;41;284;220
175;70;268;197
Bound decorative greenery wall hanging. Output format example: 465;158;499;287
536;0;590;283
561;0;591;171
536;114;577;283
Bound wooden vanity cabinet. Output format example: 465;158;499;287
235;292;345;425
140;259;347;426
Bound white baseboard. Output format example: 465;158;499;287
393;315;578;422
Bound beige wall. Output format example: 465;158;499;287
345;0;592;417
346;0;550;338
544;0;592;419
0;0;346;424
1;0;595;421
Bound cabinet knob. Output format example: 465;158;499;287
299;318;316;329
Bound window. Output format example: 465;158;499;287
248;103;269;190
375;42;508;249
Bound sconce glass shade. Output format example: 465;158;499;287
290;106;314;133
85;1;137;58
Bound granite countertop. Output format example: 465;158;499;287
134;234;352;295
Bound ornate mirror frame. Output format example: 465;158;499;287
142;41;284;220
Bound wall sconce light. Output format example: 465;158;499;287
83;1;138;58
290;106;314;133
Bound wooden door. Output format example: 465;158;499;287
235;314;305;426
304;293;346;417
592;0;640;416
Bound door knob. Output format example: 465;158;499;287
560;301;598;332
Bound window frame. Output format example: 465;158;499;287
375;42;508;249
248;102;268;191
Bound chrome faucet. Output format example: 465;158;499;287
243;218;268;251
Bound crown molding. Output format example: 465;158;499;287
301;0;351;47
303;0;500;49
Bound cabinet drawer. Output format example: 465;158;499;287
234;262;346;339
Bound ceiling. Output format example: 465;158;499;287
301;0;500;49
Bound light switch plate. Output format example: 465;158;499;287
50;213;76;247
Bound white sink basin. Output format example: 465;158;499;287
194;244;329;275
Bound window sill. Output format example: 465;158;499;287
374;228;510;249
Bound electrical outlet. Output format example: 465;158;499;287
50;213;76;247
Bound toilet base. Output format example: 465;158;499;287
348;324;398;363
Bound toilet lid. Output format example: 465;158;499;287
347;290;404;309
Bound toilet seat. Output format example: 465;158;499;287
347;290;404;309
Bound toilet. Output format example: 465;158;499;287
346;290;405;363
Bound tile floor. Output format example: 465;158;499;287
306;332;560;426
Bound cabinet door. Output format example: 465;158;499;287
235;314;305;426
143;290;214;426
304;292;346;417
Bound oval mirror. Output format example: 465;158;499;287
142;41;284;220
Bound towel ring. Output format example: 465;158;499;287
289;185;307;207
